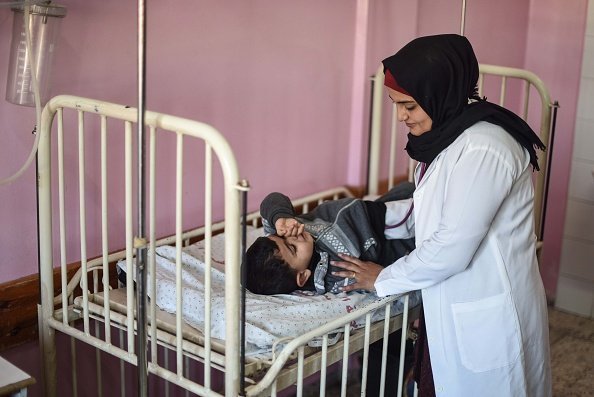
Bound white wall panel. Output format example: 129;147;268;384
577;77;594;121
586;0;594;36
556;275;594;317
563;200;594;241
572;118;594;162
559;237;594;280
568;160;594;200
556;0;594;317
583;36;594;78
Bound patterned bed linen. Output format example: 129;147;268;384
117;227;420;357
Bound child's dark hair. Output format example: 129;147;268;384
245;236;299;295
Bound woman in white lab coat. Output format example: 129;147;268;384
334;34;552;397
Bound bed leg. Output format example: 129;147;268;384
38;304;57;397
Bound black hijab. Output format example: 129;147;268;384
382;34;545;170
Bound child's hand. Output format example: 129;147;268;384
275;218;304;237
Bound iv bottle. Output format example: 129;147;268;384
5;3;67;107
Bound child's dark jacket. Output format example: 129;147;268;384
260;187;414;294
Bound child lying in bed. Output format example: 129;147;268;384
246;183;418;397
245;183;415;295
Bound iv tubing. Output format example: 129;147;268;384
0;2;43;186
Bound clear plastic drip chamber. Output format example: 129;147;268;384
5;3;67;107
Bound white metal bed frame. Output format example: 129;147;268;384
367;63;556;248
37;95;420;397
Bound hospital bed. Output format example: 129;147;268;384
37;62;555;397
36;95;420;397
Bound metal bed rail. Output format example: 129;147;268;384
37;95;243;396
368;63;555;243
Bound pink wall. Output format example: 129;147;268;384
0;0;359;283
0;0;585;294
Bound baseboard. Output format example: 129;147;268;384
0;262;118;351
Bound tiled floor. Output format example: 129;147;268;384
303;306;594;396
549;307;594;397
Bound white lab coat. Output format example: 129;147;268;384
377;121;552;397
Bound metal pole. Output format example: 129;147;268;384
539;101;560;241
136;0;148;396
460;0;467;36
239;179;250;396
365;76;376;197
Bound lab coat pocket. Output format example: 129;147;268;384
451;293;521;372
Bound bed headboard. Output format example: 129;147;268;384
367;63;555;244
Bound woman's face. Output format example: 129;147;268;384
386;87;433;136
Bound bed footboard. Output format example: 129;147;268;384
37;95;243;396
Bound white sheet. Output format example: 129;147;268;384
117;227;420;357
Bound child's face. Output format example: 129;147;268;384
268;232;314;272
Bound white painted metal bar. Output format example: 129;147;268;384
397;294;410;397
499;76;507;106
379;304;391;397
204;144;213;390
175;131;184;377
522;81;530;120
360;313;372;394
296;346;305;397
149;126;158;366
58;108;68;326
146;362;224;397
319;334;328;397
78;110;90;335
460;0;467;36
367;65;385;196
100;115;111;344
340;324;350;397
388;103;398;190
125;120;135;354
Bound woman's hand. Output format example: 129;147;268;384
275;218;304;237
332;254;384;292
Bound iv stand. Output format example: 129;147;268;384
135;0;149;396
460;0;467;36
